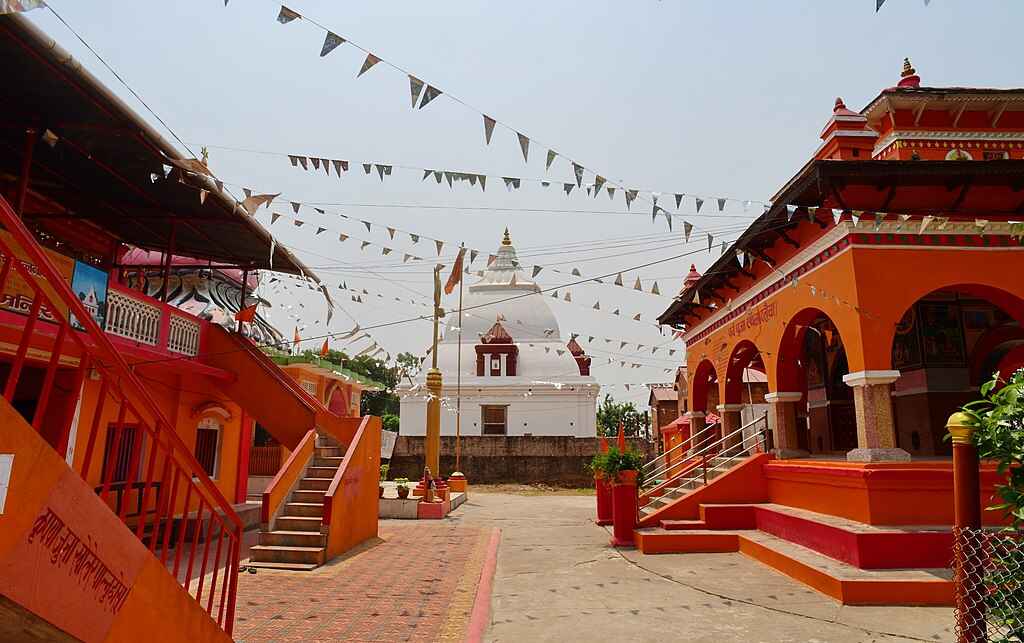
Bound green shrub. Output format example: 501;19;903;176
960;370;1024;527
381;413;400;433
379;464;390;482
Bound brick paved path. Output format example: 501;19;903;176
233;521;491;642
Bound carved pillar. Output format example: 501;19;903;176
842;370;910;462
717;403;745;453
764;392;808;459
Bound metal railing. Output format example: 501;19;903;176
642;421;720;486
0;195;241;635
642;413;769;494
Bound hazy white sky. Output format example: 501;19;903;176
25;1;1024;407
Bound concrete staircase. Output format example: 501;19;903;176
248;433;346;571
640;455;741;516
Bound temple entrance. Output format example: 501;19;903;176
890;285;1024;456
327;385;350;417
690;359;720;447
778;309;853;456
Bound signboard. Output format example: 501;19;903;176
0;229;74;323
70;261;109;330
380;429;398;460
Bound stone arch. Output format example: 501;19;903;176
689;359;718;414
724;339;767;405
775;307;855;454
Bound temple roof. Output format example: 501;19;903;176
480;321;513;344
0;15;314;277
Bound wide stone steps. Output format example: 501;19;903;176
248;544;325;565
257;530;326;547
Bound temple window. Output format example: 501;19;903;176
481;405;508;435
101;424;141;484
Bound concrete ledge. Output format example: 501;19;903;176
379;497;420;519
846;448;911;462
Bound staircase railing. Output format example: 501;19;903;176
641;413;769;494
0;195;241;635
642;422;721;485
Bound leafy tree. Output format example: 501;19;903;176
960;369;1024;526
300;349;420;417
381;413;400;433
596;394;649;439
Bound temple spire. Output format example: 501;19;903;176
502;228;512;246
897;57;921;88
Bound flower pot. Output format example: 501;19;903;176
397;486;410;499
610;469;639;547
594;475;613;526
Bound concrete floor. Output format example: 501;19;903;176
451;493;955;643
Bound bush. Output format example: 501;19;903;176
592;447;646;486
960;370;1024;527
381;413;400;433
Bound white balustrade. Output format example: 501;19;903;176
104;289;161;346
167;314;201;356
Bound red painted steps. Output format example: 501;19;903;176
633;528;952;606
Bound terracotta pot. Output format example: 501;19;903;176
397;486;410;499
594;475;613;526
614;469;638;486
610;470;638;547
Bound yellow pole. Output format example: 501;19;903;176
425;264;443;477
455;250;464;472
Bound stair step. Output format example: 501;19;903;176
313;457;344;468
250;544;325;565
298;477;333;491
307;466;340;478
258;530;326;547
315;446;344;458
284;502;324;517
245;560;319;572
290;489;326;504
275;515;323;531
661;519;706;530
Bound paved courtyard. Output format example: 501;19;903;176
231;492;954;642
455;492;954;643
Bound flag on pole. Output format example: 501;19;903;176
444;247;466;294
293;327;301;349
320;338;330;357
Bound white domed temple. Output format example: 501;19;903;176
398;230;599;437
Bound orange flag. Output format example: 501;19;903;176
234;303;257;322
599;436;609;453
320;338;330;357
444;247;466;295
293;327;301;348
617;421;626;451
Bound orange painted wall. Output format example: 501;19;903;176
281;364;363;417
70;367;244;518
324;416;381;560
0;398;228;643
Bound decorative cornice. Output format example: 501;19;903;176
764;392;802;403
842;370;901;387
873;129;1024;157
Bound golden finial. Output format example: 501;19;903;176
502;228;512;246
901;57;916;78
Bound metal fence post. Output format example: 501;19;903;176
948;412;985;643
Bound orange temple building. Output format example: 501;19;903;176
0;16;379;642
639;59;1024;606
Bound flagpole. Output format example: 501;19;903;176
455;244;464;472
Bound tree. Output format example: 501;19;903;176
301;349;421;417
596;394;649;439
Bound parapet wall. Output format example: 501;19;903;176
387;435;656;486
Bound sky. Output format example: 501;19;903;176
24;0;1024;409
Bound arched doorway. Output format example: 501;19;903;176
723;340;770;448
327;384;351;417
777;308;854;455
888;285;1024;456
689;359;720;449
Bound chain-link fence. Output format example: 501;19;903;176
953;527;1024;642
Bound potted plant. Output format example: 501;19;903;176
379;464;390;498
605;447;645;547
395;478;410;499
589;448;614;526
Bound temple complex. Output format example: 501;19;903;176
398;230;599;438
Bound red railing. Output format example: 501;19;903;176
248;445;283;476
0;196;241;635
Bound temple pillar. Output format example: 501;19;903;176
764;392;808;459
682;411;705;452
842;370;910;462
717;404;744;452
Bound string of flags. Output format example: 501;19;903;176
876;0;932;11
253;205;678;301
278;147;769;217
